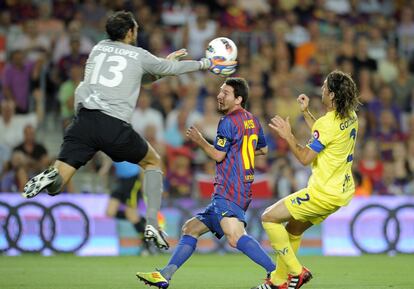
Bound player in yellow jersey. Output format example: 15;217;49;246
253;70;360;289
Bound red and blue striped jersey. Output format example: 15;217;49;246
213;108;266;210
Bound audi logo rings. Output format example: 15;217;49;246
0;201;90;253
350;204;414;254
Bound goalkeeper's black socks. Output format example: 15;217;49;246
134;217;146;234
115;211;146;234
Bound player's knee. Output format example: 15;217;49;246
261;210;270;222
140;151;162;169
227;239;237;248
261;210;277;223
148;152;162;167
226;234;240;248
181;220;196;237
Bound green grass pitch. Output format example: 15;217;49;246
1;254;413;289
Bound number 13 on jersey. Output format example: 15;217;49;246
90;52;127;87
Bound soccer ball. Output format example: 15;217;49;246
205;37;238;62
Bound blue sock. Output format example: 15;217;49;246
236;235;276;273
160;235;197;280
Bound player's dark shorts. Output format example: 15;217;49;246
196;195;247;239
58;108;149;169
111;175;142;207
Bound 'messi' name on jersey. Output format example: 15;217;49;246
244;119;255;129
339;115;357;130
93;45;139;60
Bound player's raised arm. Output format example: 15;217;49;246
139;48;199;75
139;48;237;77
186;126;226;162
141;49;190;85
297;94;317;129
269;115;317;166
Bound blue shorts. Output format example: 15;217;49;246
196;196;247;239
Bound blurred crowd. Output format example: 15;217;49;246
1;0;414;198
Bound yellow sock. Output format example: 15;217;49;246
263;222;302;279
271;232;303;285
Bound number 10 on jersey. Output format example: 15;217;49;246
242;134;258;170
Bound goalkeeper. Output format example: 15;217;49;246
21;11;236;251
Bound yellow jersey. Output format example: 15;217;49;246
306;110;358;206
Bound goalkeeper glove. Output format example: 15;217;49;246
199;56;237;76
